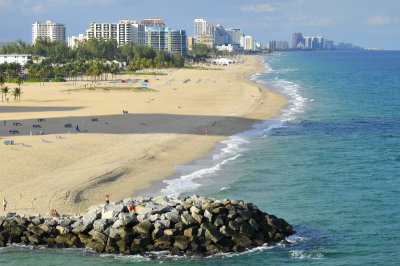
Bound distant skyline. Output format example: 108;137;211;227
0;0;399;49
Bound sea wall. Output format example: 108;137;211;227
0;195;295;256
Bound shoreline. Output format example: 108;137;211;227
0;55;287;216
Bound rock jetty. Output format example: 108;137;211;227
0;195;295;256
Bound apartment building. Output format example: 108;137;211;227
145;27;187;55
86;19;145;46
32;20;66;43
193;19;214;47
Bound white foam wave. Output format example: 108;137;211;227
289;250;324;259
157;54;306;196
160;154;241;196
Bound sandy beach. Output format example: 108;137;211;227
0;55;287;215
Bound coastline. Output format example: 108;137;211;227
0;55;287;215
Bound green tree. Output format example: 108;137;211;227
189;44;210;62
16;77;23;88
12;87;22;101
2;86;9;102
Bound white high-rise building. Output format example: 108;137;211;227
86;19;145;46
32;20;66;43
240;35;255;51
194;19;207;43
193;18;214;47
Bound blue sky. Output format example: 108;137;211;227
0;0;399;49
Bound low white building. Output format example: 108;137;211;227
0;54;32;65
212;58;233;65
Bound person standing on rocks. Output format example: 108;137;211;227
105;195;110;204
3;197;7;211
129;200;135;214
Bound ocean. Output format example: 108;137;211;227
1;50;399;265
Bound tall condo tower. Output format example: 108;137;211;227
193;19;214;47
292;32;304;49
32;20;66;43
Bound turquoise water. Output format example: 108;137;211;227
1;51;400;265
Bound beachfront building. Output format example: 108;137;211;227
240;35;256;51
166;28;187;55
292;32;304;49
145;27;187;55
85;19;145;46
140;17;165;27
193;19;214;47
67;34;87;48
214;25;232;46
32;20;66;43
226;28;245;45
267;41;289;51
0;54;32;65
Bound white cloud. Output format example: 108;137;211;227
303;18;332;26
32;4;44;13
240;4;275;12
367;16;391;25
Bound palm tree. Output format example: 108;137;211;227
16;77;23;89
12;87;22;101
0;75;5;102
2;86;9;102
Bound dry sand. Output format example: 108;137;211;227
0;55;287;215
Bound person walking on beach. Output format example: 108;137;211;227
206;129;209;135
105;195;110;204
3;197;7;211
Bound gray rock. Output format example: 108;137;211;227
183;227;197;238
56;225;72;235
102;210;119;220
103;204;125;213
204;209;213;223
204;227;224;244
191;212;203;224
228;220;241;231
154;219;170;229
82;211;98;225
136;214;148;222
181;213;197;226
164;212;181;223
148;214;160;222
72;223;91;234
93;219;111;232
190;206;201;214
163;228;177;236
133;220;153;234
89;230;108;244
240;223;255;237
220;225;235;237
174;235;189;250
214;216;224;227
152;227;164;239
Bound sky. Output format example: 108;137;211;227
0;0;399;49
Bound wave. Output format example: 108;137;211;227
158;55;306;196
